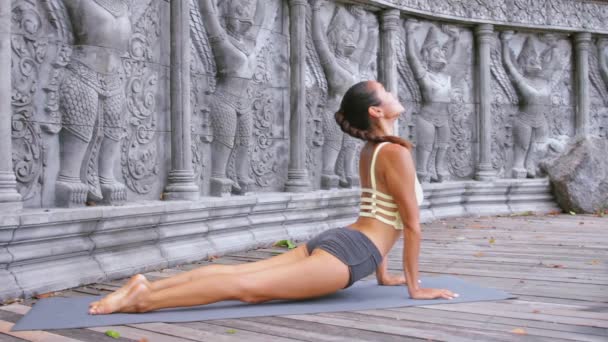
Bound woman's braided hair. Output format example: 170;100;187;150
335;81;413;150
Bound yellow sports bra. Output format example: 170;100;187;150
359;142;424;230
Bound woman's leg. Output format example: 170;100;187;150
149;245;310;291
89;245;311;310
89;249;349;314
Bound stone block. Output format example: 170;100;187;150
159;236;215;268
251;193;292;212
207;230;257;255
90;227;160;250
206;216;251;232
9;237;94;264
157;221;209;240
0;270;22;302
94;245;167;280
11;256;104;298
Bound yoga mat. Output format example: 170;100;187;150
12;275;515;331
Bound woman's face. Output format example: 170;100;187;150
370;82;404;120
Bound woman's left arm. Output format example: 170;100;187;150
376;256;406;286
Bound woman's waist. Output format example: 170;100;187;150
348;219;401;257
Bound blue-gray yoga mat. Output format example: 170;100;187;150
12;275;514;331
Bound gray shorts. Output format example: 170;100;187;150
306;227;383;288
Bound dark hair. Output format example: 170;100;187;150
335;81;413;150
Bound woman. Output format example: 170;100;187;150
88;81;457;315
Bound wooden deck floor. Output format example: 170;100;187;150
1;214;607;341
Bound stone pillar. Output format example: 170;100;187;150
474;24;496;181
380;9;401;135
285;0;311;192
164;0;199;200
574;32;592;138
0;2;22;209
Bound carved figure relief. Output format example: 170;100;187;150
193;0;283;196
35;0;132;207
404;19;469;183
310;0;378;189
498;32;570;179
590;37;608;139
196;0;262;196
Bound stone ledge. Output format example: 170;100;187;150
0;179;559;301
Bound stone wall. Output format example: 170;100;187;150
1;0;606;209
2;0;590;301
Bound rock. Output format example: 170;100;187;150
540;136;608;214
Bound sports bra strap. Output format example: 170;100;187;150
370;142;389;191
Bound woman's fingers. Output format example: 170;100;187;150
440;289;459;300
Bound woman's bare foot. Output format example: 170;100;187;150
89;274;149;315
89;281;151;315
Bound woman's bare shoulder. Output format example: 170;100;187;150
380;143;413;163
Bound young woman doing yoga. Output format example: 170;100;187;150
88;80;457;315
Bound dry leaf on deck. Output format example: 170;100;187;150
511;328;527;335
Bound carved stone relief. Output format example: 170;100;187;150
589;38;608;139
382;0;608;33
306;0;379;190
491;31;573;178
399;19;474;183
120;1;162;199
191;0;286;196
10;0;165;208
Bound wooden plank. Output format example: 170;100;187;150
329;309;606;342
88;326;193;342
423;302;608;328
284;313;532;342
127;323;246;342
0;308;136;342
0;320;84;342
1;304;184;342
210;317;412;342
385;307;608;338
175;321;300;342
0;331;29;341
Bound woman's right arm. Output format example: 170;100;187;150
383;144;457;300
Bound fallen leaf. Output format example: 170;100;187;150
474;252;485;257
105;330;121;339
511;328;527;335
547;210;561;216
470;224;492;229
274;239;297;249
139;339;149;342
551;264;566;268
588;260;601;265
489;237;496;244
532;310;541;314
226;329;237;334
569;210;576;216
35;292;56;299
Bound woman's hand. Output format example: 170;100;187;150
409;288;459;300
378;273;406;286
